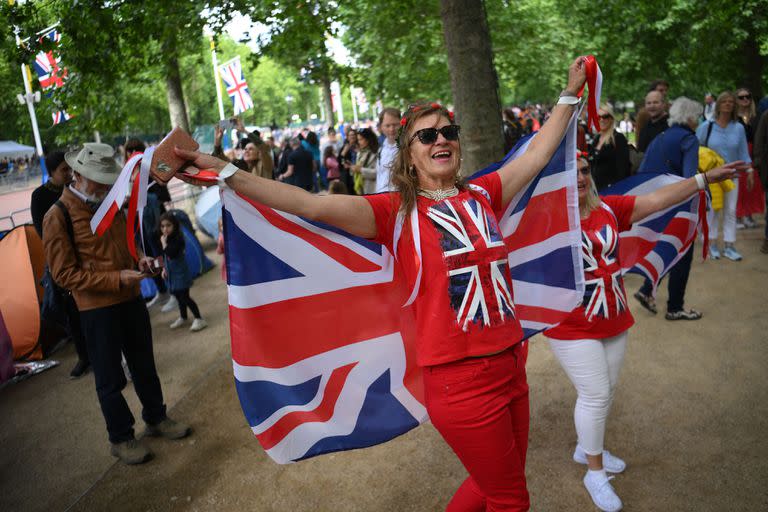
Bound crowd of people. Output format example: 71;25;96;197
22;52;766;512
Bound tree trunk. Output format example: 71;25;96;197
165;55;190;132
321;75;335;126
440;0;504;175
742;36;765;99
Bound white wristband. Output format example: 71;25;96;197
557;95;580;106
695;173;707;191
217;163;239;188
746;167;754;173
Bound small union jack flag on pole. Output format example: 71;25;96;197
51;110;72;125
219;56;253;115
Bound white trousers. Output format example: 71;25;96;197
547;332;628;455
708;177;738;244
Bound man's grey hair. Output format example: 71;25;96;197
669;97;703;126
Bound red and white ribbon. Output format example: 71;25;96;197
90;146;155;261
576;55;602;133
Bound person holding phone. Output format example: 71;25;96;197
213;118;274;179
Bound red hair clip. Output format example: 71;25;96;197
448;111;455;121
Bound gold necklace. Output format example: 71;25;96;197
417;186;459;201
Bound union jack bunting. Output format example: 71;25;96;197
32;28;71;126
219;56;253;115
223;114;584;464
601;173;706;295
51;110;72;125
470;114;585;338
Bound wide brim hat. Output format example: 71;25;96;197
65;142;121;185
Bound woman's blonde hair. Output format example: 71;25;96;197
714;91;739;123
598;103;616;147
735;88;756;120
391;102;462;214
579;157;601;216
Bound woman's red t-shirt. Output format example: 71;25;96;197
545;195;637;340
364;173;524;367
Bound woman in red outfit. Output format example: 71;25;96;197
177;58;587;511
544;155;744;512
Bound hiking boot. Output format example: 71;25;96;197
573;445;626;474
147;292;170;308
144;418;191;440
190;318;208;332
583;470;623;512
161;295;178;313
110;439;152;465
665;309;702;321
723;245;743;261
69;360;90;379
633;291;657;314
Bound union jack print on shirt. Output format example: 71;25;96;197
219;56;253;115
427;197;514;331
581;210;628;320
600;173;705;294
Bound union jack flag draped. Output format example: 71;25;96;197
32;28;72;126
223;114;584;464
600;173;707;294
219;56;253;115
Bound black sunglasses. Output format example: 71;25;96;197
409;125;461;145
738;94;751;100
598;114;613;120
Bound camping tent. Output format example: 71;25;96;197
0;141;36;159
0;225;62;360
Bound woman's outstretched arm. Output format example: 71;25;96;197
630;161;748;224
496;56;587;204
174;148;378;239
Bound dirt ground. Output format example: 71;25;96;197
1;228;766;512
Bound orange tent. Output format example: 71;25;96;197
0;225;57;360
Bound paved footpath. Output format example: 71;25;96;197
1;227;766;512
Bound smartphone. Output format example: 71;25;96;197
149;127;200;184
218;119;236;131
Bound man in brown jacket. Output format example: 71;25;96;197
43;142;190;465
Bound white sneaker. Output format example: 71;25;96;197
583;470;623;512
190;318;208;332
169;317;186;329
146;292;169;308
574;445;626;473
161;295;178;313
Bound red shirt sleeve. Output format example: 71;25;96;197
601;195;637;232
362;192;400;248
469;172;504;216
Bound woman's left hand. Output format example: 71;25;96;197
565;56;588;95
746;170;755;191
705;160;750;184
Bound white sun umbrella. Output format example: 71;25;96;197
194;185;221;239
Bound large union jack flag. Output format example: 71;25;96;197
470;114;585;338
601;173;706;294
223;114;584;464
219;56;253;115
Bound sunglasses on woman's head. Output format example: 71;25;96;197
738;94;751;100
409;125;461;145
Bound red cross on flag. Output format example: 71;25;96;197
219;56;253;115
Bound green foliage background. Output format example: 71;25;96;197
0;0;765;150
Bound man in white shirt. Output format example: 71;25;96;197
375;108;401;193
703;93;715;121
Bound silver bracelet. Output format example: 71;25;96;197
217;163;239;188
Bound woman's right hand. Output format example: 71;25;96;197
705;161;750;184
565;56;588;95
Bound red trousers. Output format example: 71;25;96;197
424;343;530;511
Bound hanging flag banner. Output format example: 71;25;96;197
219;56;253;115
330;80;344;121
32;28;72;126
